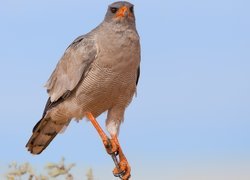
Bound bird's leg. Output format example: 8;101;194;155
86;112;131;179
86;112;115;152
85;112;121;171
111;135;131;180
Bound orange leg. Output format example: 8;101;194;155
86;112;131;180
86;112;117;154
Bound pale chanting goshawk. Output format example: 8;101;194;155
26;1;140;179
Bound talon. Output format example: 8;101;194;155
113;169;126;177
113;166;126;178
115;151;119;156
113;159;131;180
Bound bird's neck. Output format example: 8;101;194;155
101;21;136;33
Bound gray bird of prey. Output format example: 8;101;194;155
26;1;140;179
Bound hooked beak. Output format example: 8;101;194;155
115;6;128;18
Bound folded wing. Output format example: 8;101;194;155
45;35;98;102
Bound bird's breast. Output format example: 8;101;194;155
97;30;140;72
72;60;137;119
71;29;140;118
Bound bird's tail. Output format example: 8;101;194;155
26;117;66;154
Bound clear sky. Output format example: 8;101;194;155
0;0;250;179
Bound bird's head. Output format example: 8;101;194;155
104;1;135;25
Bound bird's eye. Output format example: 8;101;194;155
130;6;134;13
110;7;118;13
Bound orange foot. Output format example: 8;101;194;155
102;136;131;179
103;138;118;155
113;157;131;180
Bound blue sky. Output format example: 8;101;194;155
0;0;250;179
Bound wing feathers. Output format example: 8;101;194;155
45;35;97;102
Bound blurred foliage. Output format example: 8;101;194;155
5;157;94;180
86;168;94;180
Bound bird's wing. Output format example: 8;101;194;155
45;35;98;102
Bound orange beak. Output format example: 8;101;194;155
116;6;128;18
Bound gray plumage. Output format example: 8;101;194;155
26;1;140;154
